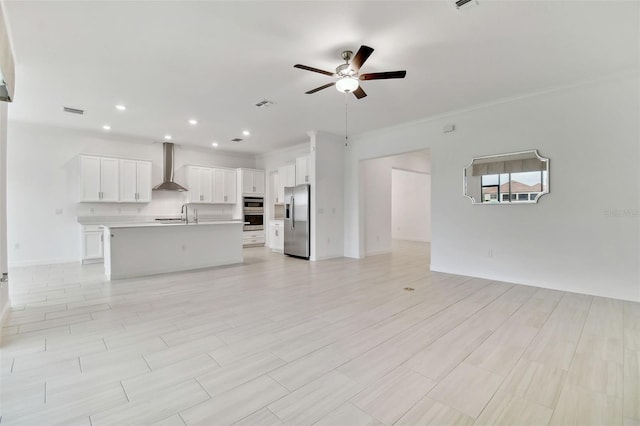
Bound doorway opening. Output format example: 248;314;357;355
361;149;431;262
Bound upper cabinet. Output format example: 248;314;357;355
81;155;152;203
213;168;237;204
120;159;152;203
187;166;213;203
276;164;295;204
187;165;237;204
295;155;310;185
80;155;120;202
240;168;265;196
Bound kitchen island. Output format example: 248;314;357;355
103;221;244;279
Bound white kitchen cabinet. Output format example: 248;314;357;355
213;168;237;204
240;169;265;196
243;229;265;247
296;155;310;185
80;155;120;202
187;166;213;203
276;164;295;204
81;225;104;263
120;159;152;203
269;220;284;252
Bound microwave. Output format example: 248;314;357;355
243;197;264;209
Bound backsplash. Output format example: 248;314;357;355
76;191;236;222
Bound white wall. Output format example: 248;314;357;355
0;102;9;329
362;151;431;256
363;158;391;255
7;121;255;266
345;73;640;302
310;131;344;261
392;169;431;243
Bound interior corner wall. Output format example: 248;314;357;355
6;121;256;266
345;73;640;302
0;102;9;331
362;158;392;256
392;169;431;243
311;131;344;261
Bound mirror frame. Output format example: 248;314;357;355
463;149;550;205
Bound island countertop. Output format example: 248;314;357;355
103;220;245;229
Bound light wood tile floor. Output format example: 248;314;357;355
1;241;639;425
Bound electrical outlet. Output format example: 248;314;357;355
14;243;20;250
90;207;95;214
55;208;63;215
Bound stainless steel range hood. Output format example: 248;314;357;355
152;142;188;191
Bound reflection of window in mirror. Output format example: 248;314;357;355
480;170;547;203
464;150;550;204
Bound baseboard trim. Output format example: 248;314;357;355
392;237;431;243
365;249;392;257
8;257;79;268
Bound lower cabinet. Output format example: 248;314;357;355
242;230;265;247
270;221;284;253
82;225;104;264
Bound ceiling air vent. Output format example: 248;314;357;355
455;0;478;9
231;138;243;142
63;106;84;115
255;99;275;108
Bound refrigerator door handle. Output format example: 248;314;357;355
291;196;294;228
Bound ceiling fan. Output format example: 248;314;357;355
294;45;406;99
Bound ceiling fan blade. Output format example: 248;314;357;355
350;45;374;72
352;86;367;99
305;82;336;94
360;70;407;80
294;64;335;77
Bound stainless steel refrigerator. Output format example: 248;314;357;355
284;184;310;259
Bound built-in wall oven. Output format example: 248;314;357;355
243;197;264;231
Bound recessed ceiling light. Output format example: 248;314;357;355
164;135;172;140
102;125;111;130
212;142;219;147
189;119;198;125
115;104;126;111
242;130;251;136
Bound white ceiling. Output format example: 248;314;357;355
3;1;638;155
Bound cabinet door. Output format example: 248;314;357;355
277;166;286;203
83;231;103;259
213;169;225;203
252;170;265;195
136;161;152;202
285;164;296;187
187;167;202;203
199;168;213;203
100;157;120;202
273;172;281;204
241;169;254;194
80;156;101;202
296;156;309;185
223;169;237;203
119;159;138;202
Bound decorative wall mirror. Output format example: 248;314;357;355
463;150;549;204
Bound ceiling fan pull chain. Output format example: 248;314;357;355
345;93;349;147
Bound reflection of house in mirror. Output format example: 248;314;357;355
483;180;541;203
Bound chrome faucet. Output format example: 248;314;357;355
193;208;198;224
181;204;189;224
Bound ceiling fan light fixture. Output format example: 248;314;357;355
336;76;359;93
